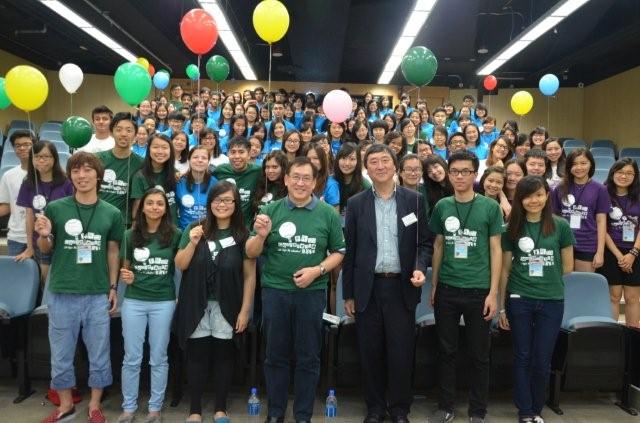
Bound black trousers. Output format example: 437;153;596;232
355;277;415;417
434;283;491;418
186;336;235;415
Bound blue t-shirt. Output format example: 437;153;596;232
217;123;232;153
175;175;219;230
434;147;448;159
331;139;342;156
323;176;340;206
468;143;489;160
131;144;147;158
480;130;499;147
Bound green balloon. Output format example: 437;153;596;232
401;46;438;87
62;116;93;148
186;64;200;81
206;55;230;83
0;78;10;109
114;62;152;106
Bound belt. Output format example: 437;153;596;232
374;272;401;279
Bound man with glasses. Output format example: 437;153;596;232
246;156;345;423
428;150;503;423
0;130;35;257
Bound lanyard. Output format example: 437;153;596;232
525;221;542;250
454;194;476;229
571;180;591;208
74;200;98;236
613;195;632;217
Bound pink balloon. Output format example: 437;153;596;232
322;89;352;123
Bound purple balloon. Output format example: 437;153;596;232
322;89;352;123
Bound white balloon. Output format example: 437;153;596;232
59;63;84;94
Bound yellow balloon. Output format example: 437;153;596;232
136;57;150;70
510;90;534;116
253;0;290;44
5;65;49;112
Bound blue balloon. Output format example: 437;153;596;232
539;74;559;96
153;72;169;90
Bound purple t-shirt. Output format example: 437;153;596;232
551;180;611;253
608;195;640;250
16;179;74;244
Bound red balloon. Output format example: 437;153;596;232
180;9;218;55
148;64;155;77
483;75;498;91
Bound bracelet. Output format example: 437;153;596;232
110;285;118;291
499;309;506;314
630;248;639;257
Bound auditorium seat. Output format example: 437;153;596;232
563;146;580;157
591;139;616;153
327;272;359;388
39;130;63;142
0;152;20;168
563;139;586;149
593;169;608;184
39;122;62;134
594;156;615;170
8;120;35;131
620;147;640;159
548;272;625;415
590;146;615;158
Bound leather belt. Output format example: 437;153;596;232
374;272;401;279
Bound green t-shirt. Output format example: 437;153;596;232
130;170;177;224
46;197;124;294
502;216;575;300
253;197;345;291
213;163;261;227
429;194;504;289
121;228;181;301
96;150;143;223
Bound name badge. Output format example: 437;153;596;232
623;222;636;242
529;256;544;277
454;238;468;259
76;240;92;264
569;212;582;229
402;212;418;227
219;236;236;248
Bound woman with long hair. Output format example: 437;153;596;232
601;158;640;326
174;182;256;423
283;130;302;162
176;147;219;230
543;138;565;189
252;150;288;215
171;131;189;175
423;155;453;219
118;188;181;423
330;142;369;220
499;176;574;423
200;128;229;172
302;142;339;211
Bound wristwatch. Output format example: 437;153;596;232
319;263;327;276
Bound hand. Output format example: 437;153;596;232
618;253;635;273
592;251;604;270
14;247;34;262
235;310;250;333
34;213;52;238
430;284;437;307
483;293;498;321
344;299;355;317
189;225;204;246
293;266;320;289
498;312;510;330
410;270;425;287
108;289;117;315
253;214;272;238
120;268;134;285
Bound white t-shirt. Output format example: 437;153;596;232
0;166;28;243
77;134;115;154
210;154;230;169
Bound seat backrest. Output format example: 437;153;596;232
590;147;615;158
563;139;586;148
0;256;40;318
58;152;70;169
562;272;614;329
593;169;608;184
9;120;35;130
594;156;615;170
1;152;20;167
39;122;62;133
39;131;63;142
620;147;640;158
51;140;70;154
591;139;616;150
415;267;433;319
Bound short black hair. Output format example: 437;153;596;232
167;112;186;122
286;156;319;179
448;150;479;172
190;112;206;123
364;143;398;170
9;129;36;146
109;112;137;132
463;94;476;102
91;105;113;120
370;119;388;132
228;135;251;151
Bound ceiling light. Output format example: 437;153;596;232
377;0;440;84
39;0;137;62
476;0;592;75
200;0;257;80
477;46;488;54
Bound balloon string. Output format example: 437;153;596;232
547;96;550;132
197;54;201;147
27;111;40;201
268;44;272;100
70;93;73;116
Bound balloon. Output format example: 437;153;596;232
322;90;352;123
147;64;155;77
153;72;170;90
180;9;218;55
113;62;152;106
62;116;93;148
206;55;230;83
5;65;48;112
510;91;534;116
186;64;200;81
58;63;84;94
136;57;149;70
400;46;438;87
158;69;170;76
483;75;497;91
539;73;559;96
0;78;11;110
253;0;290;44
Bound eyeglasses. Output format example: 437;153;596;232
212;198;235;205
495;144;509;150
290;175;314;184
449;169;475;177
34;155;53;161
615;171;636;178
14;143;32;149
286;138;300;144
402;167;422;174
450;140;466;146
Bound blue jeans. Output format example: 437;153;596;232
262;288;326;421
506;296;564;418
7;239;27;256
48;292;112;390
121;298;176;412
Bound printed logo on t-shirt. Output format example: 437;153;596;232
181;194;195;208
239;188;251;203
154;185;165;192
208;241;217;259
278;221;297;239
261;193;273;203
518;237;535;253
518;248;555;267
133;247;150;262
133;252;169;276
219;129;227;137
103;169;117;182
444;216;460;233
610;207;623;221
64;219;83;236
226;178;237;185
561;194;575;207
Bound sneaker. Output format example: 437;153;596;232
41;407;76;423
89;408;107;423
469;417;485;423
533;417;545;423
117;413;135;423
518;418;533;423
429;409;455;423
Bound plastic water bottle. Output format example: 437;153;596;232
248;387;261;416
325;389;337;419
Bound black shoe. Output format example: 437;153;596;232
364;413;383;423
265;417;284;423
295;420;311;423
392;415;409;423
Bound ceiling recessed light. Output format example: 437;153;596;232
469;58;476;62
444;57;450;61
477;46;488;54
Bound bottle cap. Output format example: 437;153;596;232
251;387;257;394
329;389;335;396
